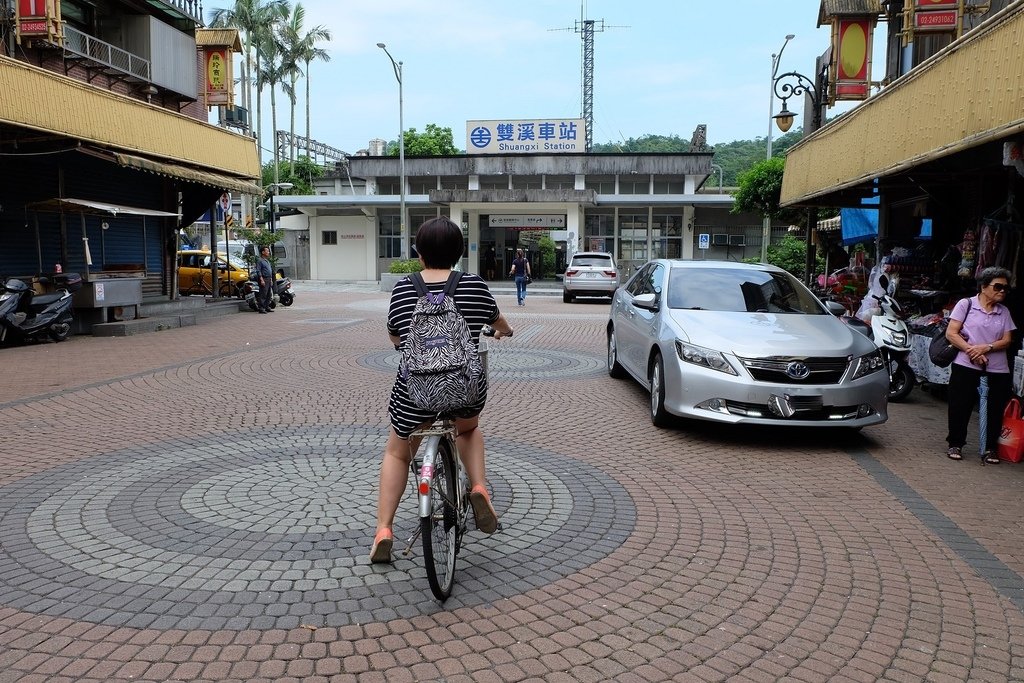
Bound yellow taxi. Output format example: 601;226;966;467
177;250;251;297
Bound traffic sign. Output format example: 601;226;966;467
698;233;710;250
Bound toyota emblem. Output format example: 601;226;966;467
785;361;811;380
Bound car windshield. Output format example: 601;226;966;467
667;267;826;314
571;257;613;268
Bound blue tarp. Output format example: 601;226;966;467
840;195;879;245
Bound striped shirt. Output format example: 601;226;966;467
386;272;500;438
386;273;499;346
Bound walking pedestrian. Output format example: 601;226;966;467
509;248;531;306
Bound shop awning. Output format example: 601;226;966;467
0;54;259;179
780;1;1024;208
25;198;181;217
114;152;263;196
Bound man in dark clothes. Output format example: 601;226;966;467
256;245;274;313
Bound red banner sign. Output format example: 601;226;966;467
833;18;872;101
915;9;958;30
17;0;51;36
203;48;231;106
915;0;957;7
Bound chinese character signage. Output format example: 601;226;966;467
832;17;874;101
203;47;233;106
16;0;62;43
488;215;566;229
466;119;586;155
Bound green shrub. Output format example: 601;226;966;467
388;259;423;274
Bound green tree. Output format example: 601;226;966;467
744;234;823;279
208;0;290;165
535;235;556;278
260;156;324;194
387;124;460;156
281;3;331;164
732;157;805;225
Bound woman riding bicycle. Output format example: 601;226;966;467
371;217;513;563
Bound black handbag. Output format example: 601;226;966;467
929;318;962;368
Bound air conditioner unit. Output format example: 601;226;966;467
224;106;249;128
729;234;746;247
712;233;729;246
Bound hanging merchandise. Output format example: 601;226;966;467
974;221;997;277
957;226;976;278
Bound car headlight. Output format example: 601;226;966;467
850;351;885;380
674;340;738;375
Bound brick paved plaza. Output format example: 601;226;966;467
0;287;1022;682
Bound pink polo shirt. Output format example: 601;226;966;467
950;295;1016;373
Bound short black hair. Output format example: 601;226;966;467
415;217;464;269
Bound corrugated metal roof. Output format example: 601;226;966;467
195;28;242;52
0;54;259;180
818;0;883;26
782;2;1024;207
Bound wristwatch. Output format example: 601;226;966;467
987;343;995;352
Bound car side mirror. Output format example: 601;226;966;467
825;300;847;316
633;292;659;311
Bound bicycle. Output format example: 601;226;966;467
399;325;507;601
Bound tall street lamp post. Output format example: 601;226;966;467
377;42;407;260
761;34;795;263
267;182;294;234
772;67;827;286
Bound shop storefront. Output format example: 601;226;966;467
780;2;1024;386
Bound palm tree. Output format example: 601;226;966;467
254;16;293;184
281;3;331;164
208;0;289;164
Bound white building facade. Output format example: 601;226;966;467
275;152;747;281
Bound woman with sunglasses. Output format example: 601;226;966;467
945;266;1016;463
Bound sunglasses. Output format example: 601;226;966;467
991;283;1009;292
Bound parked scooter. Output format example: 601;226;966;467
842;273;914;401
274;271;294;307
0;273;81;344
242;277;261;312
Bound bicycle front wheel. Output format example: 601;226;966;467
421;438;458;600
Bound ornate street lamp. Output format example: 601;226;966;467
377;42;407;260
762;33;795;263
772;67;827;285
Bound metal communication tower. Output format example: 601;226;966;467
553;4;626;153
578;18;602;153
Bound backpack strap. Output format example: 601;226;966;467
409;272;428;297
442;270;464;299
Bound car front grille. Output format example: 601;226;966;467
738;356;850;385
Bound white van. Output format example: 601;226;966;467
216;240;289;275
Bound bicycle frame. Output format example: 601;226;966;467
413;423;463;519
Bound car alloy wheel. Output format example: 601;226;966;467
649;354;671;428
607;329;626;378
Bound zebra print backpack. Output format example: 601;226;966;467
400;271;485;414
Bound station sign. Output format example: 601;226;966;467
466;119;585;155
488;215;566;229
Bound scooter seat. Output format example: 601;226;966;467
31;293;63;306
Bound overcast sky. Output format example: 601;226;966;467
208;0;888;159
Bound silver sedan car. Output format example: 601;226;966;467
606;260;889;428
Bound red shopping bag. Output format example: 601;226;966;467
997;398;1024;463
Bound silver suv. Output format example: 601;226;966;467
563;252;618;303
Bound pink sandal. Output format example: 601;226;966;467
369;528;393;563
469;485;498;534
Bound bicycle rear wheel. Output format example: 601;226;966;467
421;438;458;600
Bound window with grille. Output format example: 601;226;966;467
322;231;338;245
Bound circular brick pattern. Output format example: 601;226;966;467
0;427;634;630
358;347;606;380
